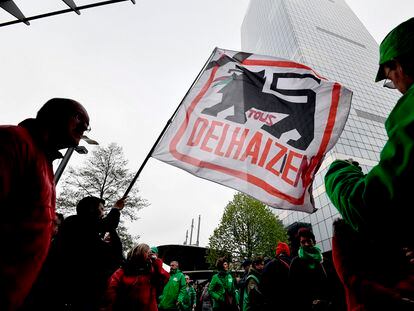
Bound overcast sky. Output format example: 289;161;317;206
1;0;413;248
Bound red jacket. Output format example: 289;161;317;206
103;258;170;311
0;121;56;311
332;219;414;311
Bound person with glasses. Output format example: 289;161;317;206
324;18;414;309
0;98;90;311
181;275;196;311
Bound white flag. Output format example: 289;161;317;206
153;48;351;213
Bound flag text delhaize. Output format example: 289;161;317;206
153;48;351;213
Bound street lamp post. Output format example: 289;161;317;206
54;135;98;184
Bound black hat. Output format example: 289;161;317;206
241;259;251;267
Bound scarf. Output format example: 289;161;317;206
298;246;322;269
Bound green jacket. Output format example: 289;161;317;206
325;83;414;242
208;271;237;310
181;285;196;311
159;269;186;309
242;273;260;311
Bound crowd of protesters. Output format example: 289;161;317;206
194;230;343;311
1;16;414;311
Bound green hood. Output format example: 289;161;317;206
375;17;414;82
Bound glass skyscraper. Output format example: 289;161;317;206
241;0;400;252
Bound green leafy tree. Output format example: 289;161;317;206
207;192;288;267
56;143;148;251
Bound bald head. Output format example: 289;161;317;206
170;261;179;273
36;98;90;149
37;98;82;121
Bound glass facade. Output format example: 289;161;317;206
241;0;400;252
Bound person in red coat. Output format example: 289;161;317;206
332;219;414;310
0;98;90;311
102;243;170;311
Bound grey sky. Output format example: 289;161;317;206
1;0;413;247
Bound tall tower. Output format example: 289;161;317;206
242;0;400;252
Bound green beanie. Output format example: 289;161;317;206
375;17;414;82
150;246;158;254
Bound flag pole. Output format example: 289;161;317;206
123;47;218;198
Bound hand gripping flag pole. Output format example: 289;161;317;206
123;48;218;198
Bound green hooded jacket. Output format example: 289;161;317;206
325;83;414;241
208;271;237;310
242;272;261;311
181;285;196;311
375;17;414;82
158;269;186;309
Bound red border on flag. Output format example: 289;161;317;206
168;59;341;205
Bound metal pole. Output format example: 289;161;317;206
123;48;218;198
0;0;133;28
184;230;188;245
54;146;89;184
196;214;201;246
54;147;75;184
189;218;194;246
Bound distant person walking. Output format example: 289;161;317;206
208;257;238;311
242;256;265;311
158;261;186;311
199;282;213;311
237;259;251;310
0;98;90;311
181;275;196;311
261;242;291;310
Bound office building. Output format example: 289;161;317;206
241;0;400;252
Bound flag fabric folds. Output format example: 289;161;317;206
152;48;352;213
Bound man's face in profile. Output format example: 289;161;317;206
170;261;178;273
66;106;90;146
55;102;90;149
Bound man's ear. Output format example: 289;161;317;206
395;61;404;75
393;61;410;89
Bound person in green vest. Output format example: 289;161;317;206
159;261;187;311
208;257;238;311
324;17;414;309
181;275;196;311
242;256;265;311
